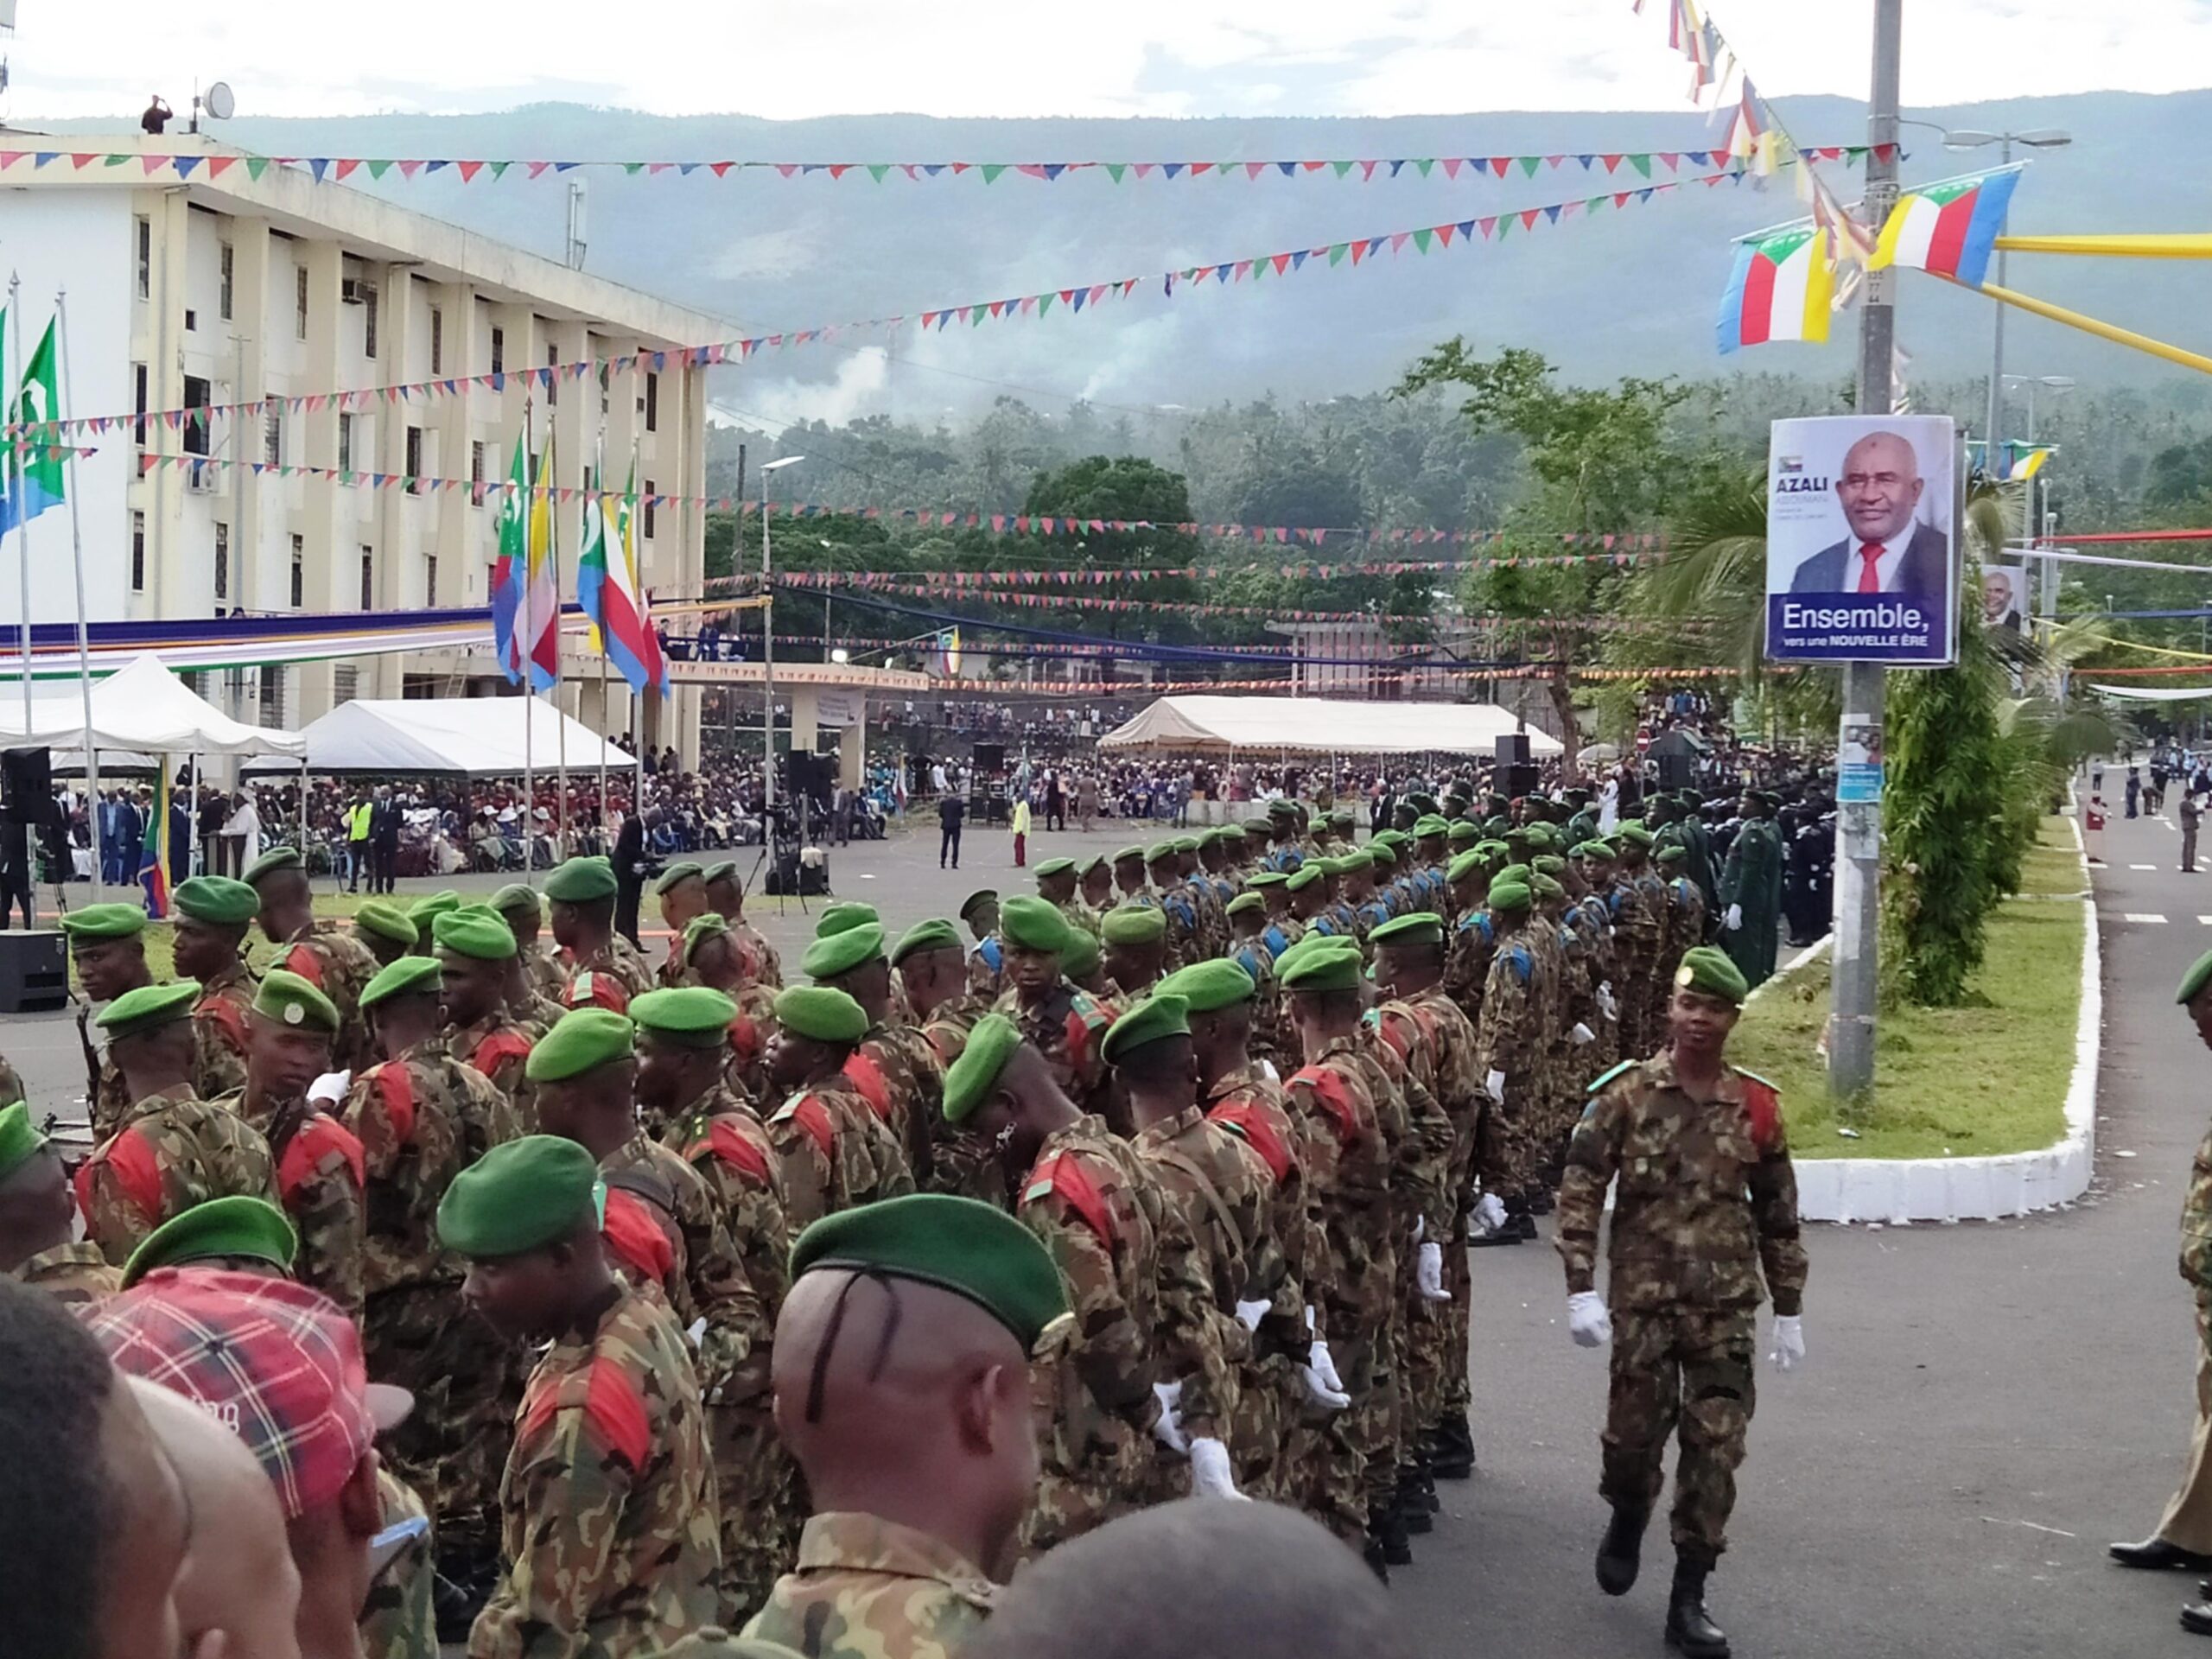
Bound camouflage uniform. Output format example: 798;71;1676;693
1443;907;1497;1030
729;919;783;990
724;986;780;1104
1183;874;1230;963
993;980;1114;1119
598;1130;767;1387
221;1089;368;1319
470;1286;721;1659
916;996;1010;1207
343;1040;524;1564
361;1468;437;1659
189;960;257;1102
1154;883;1203;972
1571;892;1623;1070
741;1514;997;1659
1522;912;1574;1168
1661;875;1707;1000
765;1074;915;1235
1557;1054;1807;1569
519;944;570;1008
562;940;658;1011
446;1013;539;1134
77;1084;278;1263
1228;937;1287;1071
1471;925;1544;1206
843;1022;945;1196
276;919;383;1075
89;1008;255;1145
10;1239;124;1307
1016;1116;1172;1554
965;933;1010;1001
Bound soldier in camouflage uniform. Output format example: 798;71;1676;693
803;921;947;1192
942;1015;1189;1554
63;903;238;1141
1441;849;1496;1020
1197;830;1243;919
1173;837;1228;961
893;922;1003;1205
1077;853;1116;918
991;897;1115;1125
1567;842;1625;1069
223;970;369;1319
170;875;263;1102
1471;878;1546;1244
1284;863;1332;945
652;864;711;985
957;887;1011;1001
1655;845;1707;998
1109;843;1152;905
1223;893;1287;1071
345;953;524;1593
743;1193;1069;1659
1059;928;1118;1008
433;907;540;1129
703;862;783;990
0;1102;124;1306
547;855;657;1009
1141;843;1201;970
1101;903;1171;1002
77;981;278;1262
1558;947;1807;1659
1606;825;1666;1064
244;846;381;1076
682;916;779;1101
763;986;915;1233
493;882;572;1009
438;1135;721;1659
350;899;420;969
633;987;795;1623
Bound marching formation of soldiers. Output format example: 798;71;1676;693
3;775;1808;1659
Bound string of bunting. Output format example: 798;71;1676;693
984;663;1762;695
31;164;1765;441
1;144;1885;188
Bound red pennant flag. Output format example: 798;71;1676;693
1520;209;1541;229
1270;252;1291;275
398;159;423;178
457;160;486;182
826;164;852;179
1478;216;1497;238
334;158;361;181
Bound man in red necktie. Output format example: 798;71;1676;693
1789;429;1948;598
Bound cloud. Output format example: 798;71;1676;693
727;345;892;434
709;226;817;283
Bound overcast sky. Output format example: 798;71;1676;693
9;0;2212;124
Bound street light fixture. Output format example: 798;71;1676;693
757;455;805;821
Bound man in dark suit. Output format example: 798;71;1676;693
1788;429;1949;598
369;785;403;893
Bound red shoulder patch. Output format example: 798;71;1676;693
86;1126;167;1228
375;1065;417;1147
600;1186;677;1289
280;1115;366;1201
1292;1064;1363;1147
1063;1010;1094;1068
580;1355;652;1472
1373;1007;1418;1066
1743;1079;1783;1152
471;1029;534;1077
842;1050;893;1122
791;1096;835;1159
1208;1100;1292;1184
704;1116;772;1185
282;945;326;988
195;996;250;1056
1027;1149;1114;1243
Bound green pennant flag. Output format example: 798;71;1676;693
981;164;1007;183
971;305;986;326
1414;158;1434;177
1412;228;1433;254
868;164;890;183
1327;243;1349;266
1332;160;1354;178
103;153;128;168
1519;156;1541;177
1037;292;1054;315
1104;163;1126;183
1629;153;1652;178
1497;215;1512;239
246;156;270;180
487;161;510;178
366;159;393;180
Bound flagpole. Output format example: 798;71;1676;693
522;396;536;886
54;289;102;905
8;276;29;741
630;435;644;851
553;427;569;864
594;422;608;842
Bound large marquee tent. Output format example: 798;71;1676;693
1097;695;1563;757
251;697;635;777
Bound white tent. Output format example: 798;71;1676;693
0;653;305;759
1097;695;1563;758
2089;683;2212;702
257;697;635;776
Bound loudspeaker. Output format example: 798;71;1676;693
0;929;67;1013
1494;734;1530;767
1500;763;1540;798
972;743;1005;776
3;747;50;824
1656;752;1695;791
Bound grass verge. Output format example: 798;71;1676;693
1730;814;2084;1161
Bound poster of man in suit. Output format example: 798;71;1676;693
1766;415;1958;665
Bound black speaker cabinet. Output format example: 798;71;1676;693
0;929;67;1013
3;747;51;824
1494;734;1531;766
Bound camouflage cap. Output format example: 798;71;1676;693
60;902;148;942
359;954;442;1010
252;970;340;1037
1675;944;1749;1006
524;1007;635;1081
437;1135;600;1258
172;876;258;926
1100;904;1166;946
97;979;201;1039
773;985;868;1045
942;1013;1021;1124
122;1196;297;1288
1101;994;1190;1067
803;922;886;982
631;987;739;1051
352;900;418;947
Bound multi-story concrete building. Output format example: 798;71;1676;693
0;129;726;754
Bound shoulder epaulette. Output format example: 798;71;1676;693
1586;1058;1637;1094
1734;1067;1779;1091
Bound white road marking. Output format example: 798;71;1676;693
2130;863;2158;870
2124;912;2170;924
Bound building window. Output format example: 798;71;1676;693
132;363;149;446
131;512;146;591
182;375;212;457
364;289;378;359
219;244;234;321
289;535;304;607
645;371;659;432
546;341;559;406
643;481;657;541
183;308;197;333
404;426;423;493
295;266;309;339
360;547;373;610
258;666;285;730
136;216;151;299
334;664;358;705
470;440;486;488
337;413;353;473
490;326;504;372
213;523;229;601
264;411;282;467
429;308;443;374
425;553;438;607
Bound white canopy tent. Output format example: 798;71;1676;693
1097;695;1564;757
2089;683;2212;702
251;697;635;776
0;654;306;760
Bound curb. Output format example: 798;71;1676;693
1789;809;2098;1225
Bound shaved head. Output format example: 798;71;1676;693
1836;429;1926;544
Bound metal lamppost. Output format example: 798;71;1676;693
757;455;805;823
1941;127;2072;459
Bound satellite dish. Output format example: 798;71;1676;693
203;81;234;120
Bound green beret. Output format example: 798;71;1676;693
1330;809;1357;829
1675;944;1750;1006
97;979;200;1039
999;896;1070;953
1060;928;1101;980
702;861;741;888
1225;892;1265;918
631;987;738;1050
1172;836;1199;855
815;902;880;938
407;891;462;928
1370;912;1445;950
1112;845;1147;866
1218;825;1247;843
2180;950;2212;1006
239;846;303;886
1494;862;1534;888
1078;854;1110;874
1196;830;1224;851
1145;841;1177;866
490;882;543;918
1101;905;1166;946
122;1196;296;1288
959;889;1000;922
1241;818;1274;838
791;1193;1071;1354
524;1007;636;1081
1408;792;1440;816
803;922;886;982
0;1102;48;1184
1447;850;1486;884
1413;815;1449;838
1033;857;1077;879
252;969;339;1037
172;876;258;926
60;902;148;942
1266;799;1298;819
1477;840;1511;860
1532;874;1565;899
1533;855;1567;875
1369;842;1399;869
943;1013;1021;1124
653;861;705;897
889;918;963;966
1618;821;1656;849
359;954;442;1010
543;856;618;902
1655;844;1688;867
684;912;731;953
435;906;519;961
1488;880;1533;913
772;985;868;1046
353;900;419;947
1286;865;1322;893
1279;944;1363;994
1155;959;1255;1013
1101;993;1190;1066
1247;871;1289;890
437;1135;599;1259
1446;821;1481;845
1575;840;1618;861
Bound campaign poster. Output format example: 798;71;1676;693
1980;563;2030;634
1765;415;1959;666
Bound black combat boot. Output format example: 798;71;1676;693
1430;1415;1476;1480
1665;1561;1730;1658
1371;1497;1414;1566
1594;1503;1650;1596
1470;1198;1529;1248
1396;1462;1433;1535
1363;1535;1391;1583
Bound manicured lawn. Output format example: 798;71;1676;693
1730;815;2084;1161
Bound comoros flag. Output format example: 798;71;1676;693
1869;167;2023;289
1716;226;1833;354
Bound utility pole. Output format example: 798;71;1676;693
1830;0;1904;1102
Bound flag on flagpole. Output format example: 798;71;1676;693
577;470;611;653
2005;443;2056;481
1717;225;1834;353
606;462;666;694
522;430;561;690
1869;166;2024;289
490;430;527;682
1;317;66;533
138;759;171;918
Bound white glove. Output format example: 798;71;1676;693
1305;1337;1348;1404
1725;903;1743;932
1151;1381;1186;1452
1234;1299;1271;1332
1472;1192;1508;1233
1770;1315;1806;1373
1188;1436;1249;1500
1571;1021;1595;1046
307;1070;352;1106
1417;1241;1450;1302
1567;1291;1612;1349
1596;983;1618;1022
1485;1068;1507;1103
